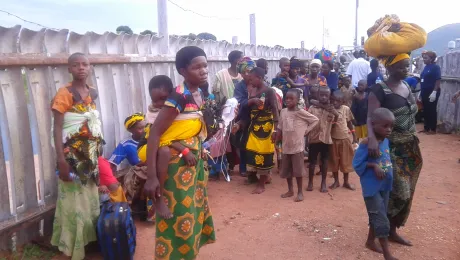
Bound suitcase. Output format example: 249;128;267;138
97;202;136;260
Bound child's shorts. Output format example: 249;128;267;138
328;138;354;173
364;191;390;238
355;125;368;139
280;152;305;178
308;142;331;164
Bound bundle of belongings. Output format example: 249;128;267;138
364;14;427;60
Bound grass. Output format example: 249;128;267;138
0;244;57;260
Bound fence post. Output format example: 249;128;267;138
157;0;169;54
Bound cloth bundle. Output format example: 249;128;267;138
364;14;427;58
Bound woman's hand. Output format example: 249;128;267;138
57;160;73;182
98;185;109;194
201;149;208;160
184;151;197;166
231;123;240;134
367;136;380;158
144;177;161;201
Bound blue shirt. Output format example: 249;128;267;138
420;64;441;95
353;138;393;197
367;71;384;87
108;138;140;166
320;72;339;92
234;80;250;124
404;77;418;90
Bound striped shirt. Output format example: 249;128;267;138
108;138;140;166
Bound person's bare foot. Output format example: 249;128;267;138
365;240;383;254
251;186;265;194
320;182;328;193
329;181;340;189
343;182;356;190
265;176;272;184
389;232;413;246
306;183;313;191
155;199;173;219
281;191;294;198
294;193;304;202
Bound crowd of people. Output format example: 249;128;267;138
49;38;449;259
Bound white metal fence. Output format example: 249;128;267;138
0;24;314;249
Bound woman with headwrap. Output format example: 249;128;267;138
143;46;215;260
420;50;441;134
233;56;257;181
366;53;422;247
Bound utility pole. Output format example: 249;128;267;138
322;16;325;49
354;0;359;49
157;0;169;54
249;14;256;45
301;41;305;49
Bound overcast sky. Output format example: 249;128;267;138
1;0;459;50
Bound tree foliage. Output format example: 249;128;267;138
140;30;157;36
274;45;284;49
197;32;217;41
116;26;133;35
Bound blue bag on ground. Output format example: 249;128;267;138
97;202;136;260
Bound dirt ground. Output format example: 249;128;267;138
53;128;459;260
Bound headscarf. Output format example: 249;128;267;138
422;50;437;62
237;56;256;74
310;59;322;67
314;49;333;63
124;112;144;130
381;53;410;67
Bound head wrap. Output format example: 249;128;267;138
237;56;256;74
314;49;333;63
124;112;144;130
175;46;207;73
381;53;410;67
310;59;322;67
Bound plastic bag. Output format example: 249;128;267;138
364;15;427;57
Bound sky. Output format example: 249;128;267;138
1;0;459;51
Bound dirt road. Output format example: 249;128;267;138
65;130;460;260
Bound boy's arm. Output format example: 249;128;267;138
285;77;306;87
352;141;370;176
169;142;187;153
345;107;357;143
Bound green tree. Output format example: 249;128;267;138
197;32;217;41
140;30;157;36
116;25;133;35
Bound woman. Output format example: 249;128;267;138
234;67;279;194
305;59;328;98
367;53;423;246
320;60;339;92
233;57;257;180
51;53;103;260
144;46;215;260
420;51;441;134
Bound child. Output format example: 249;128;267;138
277;88;319;201
137;75;197;219
51;52;103;259
233;67;279;194
367;59;384;87
352;80;369;140
339;75;355;107
328;91;357;190
109;113;145;173
98;156;127;202
307;87;338;192
353;107;397;260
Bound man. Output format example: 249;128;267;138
346;50;371;88
212;50;243;103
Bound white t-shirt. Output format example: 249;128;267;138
346;58;371;88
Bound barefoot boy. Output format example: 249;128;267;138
353;107;397;260
277;88;319;201
307;87;338;192
328;91;357;190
